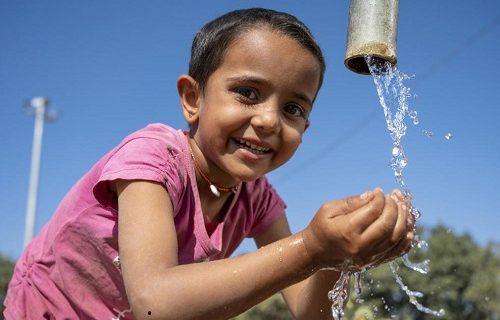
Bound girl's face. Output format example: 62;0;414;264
192;27;322;184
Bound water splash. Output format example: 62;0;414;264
366;55;444;316
328;271;350;320
327;56;445;319
390;262;445;317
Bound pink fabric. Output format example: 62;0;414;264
4;123;286;320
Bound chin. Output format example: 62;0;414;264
232;169;266;182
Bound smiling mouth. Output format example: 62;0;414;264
233;138;272;155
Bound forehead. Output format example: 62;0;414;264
214;28;321;97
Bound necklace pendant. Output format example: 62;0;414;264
209;184;221;197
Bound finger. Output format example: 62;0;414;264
347;188;386;231
359;194;399;248
407;208;416;231
379;230;415;264
391;189;404;202
367;200;409;257
390;198;409;243
367;227;415;268
327;188;377;218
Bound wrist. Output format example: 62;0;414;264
296;230;322;272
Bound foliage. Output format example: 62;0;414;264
0;256;15;320
233;294;292;320
234;225;499;320
348;225;500;320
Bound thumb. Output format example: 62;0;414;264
329;188;379;217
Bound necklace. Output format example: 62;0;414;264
185;135;239;197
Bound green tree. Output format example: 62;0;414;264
234;225;499;320
233;294;291;320
348;225;500;320
0;255;15;320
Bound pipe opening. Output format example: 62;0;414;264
345;55;394;75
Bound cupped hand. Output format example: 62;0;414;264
301;188;414;271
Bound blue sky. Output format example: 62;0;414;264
1;0;499;260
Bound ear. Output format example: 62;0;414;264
177;74;201;126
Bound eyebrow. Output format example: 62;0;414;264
226;75;313;106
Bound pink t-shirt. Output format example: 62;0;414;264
4;123;286;320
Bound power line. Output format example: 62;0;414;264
418;13;500;81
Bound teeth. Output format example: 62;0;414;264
235;138;270;153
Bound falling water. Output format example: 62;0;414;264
367;55;445;317
328;56;445;318
328;271;350;319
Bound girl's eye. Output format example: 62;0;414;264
283;104;306;118
235;87;258;101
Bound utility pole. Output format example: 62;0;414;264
23;97;58;247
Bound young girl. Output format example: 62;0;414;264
4;8;414;320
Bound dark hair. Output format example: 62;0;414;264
189;8;326;94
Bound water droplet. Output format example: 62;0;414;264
410;207;421;219
399;157;408;168
408;110;419;125
416;240;428;249
422;129;433;138
354;272;362;295
402;254;430;274
403;190;413;201
445;132;453;140
392;146;400;156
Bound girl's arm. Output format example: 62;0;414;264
115;179;314;320
115;180;412;320
255;216;340;320
254;215;342;319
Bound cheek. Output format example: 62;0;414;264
281;129;304;157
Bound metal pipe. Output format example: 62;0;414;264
345;0;399;75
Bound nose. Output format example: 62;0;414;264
250;106;281;134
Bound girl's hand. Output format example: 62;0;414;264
301;188;414;271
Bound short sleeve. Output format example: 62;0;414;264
93;135;185;210
247;178;287;237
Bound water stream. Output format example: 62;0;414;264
328;56;445;319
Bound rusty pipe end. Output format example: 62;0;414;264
345;47;397;75
345;0;399;75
